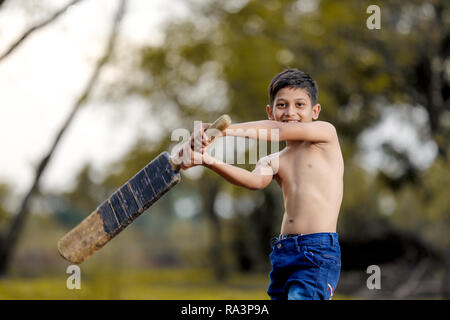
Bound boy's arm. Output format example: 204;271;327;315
221;120;336;143
203;153;274;190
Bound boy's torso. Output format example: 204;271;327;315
269;137;344;235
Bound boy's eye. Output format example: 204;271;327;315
276;103;286;108
296;103;304;107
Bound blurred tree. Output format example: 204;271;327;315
0;0;127;276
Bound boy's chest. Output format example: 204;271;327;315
273;142;327;184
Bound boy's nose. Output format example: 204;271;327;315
287;106;297;116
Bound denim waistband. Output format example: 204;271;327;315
272;232;339;247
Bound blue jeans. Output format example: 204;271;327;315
267;233;341;300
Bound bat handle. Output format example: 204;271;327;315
170;114;232;171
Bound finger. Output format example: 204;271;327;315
193;141;202;152
204;137;212;147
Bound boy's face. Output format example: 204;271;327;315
266;87;321;123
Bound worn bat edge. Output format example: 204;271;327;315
57;210;111;264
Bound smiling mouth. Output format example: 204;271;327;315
282;119;300;123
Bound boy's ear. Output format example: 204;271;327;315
266;104;274;120
312;104;321;120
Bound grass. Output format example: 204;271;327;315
0;268;271;300
0;267;351;300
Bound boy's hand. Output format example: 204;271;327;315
190;122;212;153
182;120;225;170
190;122;225;153
179;142;215;170
179;148;203;170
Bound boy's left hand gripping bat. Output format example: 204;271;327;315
58;115;231;264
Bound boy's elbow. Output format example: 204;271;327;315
247;184;265;191
244;179;263;190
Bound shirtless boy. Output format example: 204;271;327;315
180;69;344;300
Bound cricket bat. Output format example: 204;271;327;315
58;114;231;264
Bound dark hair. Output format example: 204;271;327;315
268;68;318;107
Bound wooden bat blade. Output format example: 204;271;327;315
58;151;180;264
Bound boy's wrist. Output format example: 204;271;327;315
202;153;216;167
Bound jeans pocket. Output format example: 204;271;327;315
303;247;322;268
